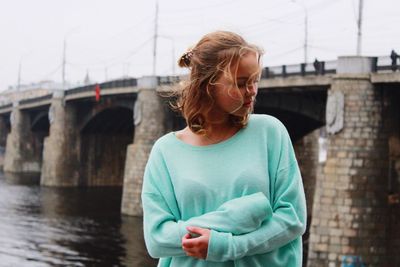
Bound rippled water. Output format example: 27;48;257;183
0;172;158;267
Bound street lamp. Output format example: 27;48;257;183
292;0;308;63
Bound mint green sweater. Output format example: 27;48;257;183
141;114;307;267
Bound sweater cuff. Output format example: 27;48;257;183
206;229;229;262
177;220;187;239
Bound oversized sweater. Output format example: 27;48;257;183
141;114;307;267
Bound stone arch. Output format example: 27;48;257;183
78;106;134;186
79;101;133;133
255;89;327;141
31;111;49;132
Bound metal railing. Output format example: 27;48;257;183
65;78;137;96
19;93;53;105
0;103;12;111
261;51;400;79
158;76;181;85
262;60;337;78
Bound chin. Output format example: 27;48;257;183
232;109;251;117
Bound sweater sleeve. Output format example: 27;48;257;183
206;119;307;262
142;143;273;259
178;192;273;236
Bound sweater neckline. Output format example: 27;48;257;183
170;126;245;151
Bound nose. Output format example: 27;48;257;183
245;82;258;97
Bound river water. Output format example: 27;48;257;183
0;172;158;267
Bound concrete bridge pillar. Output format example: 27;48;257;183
121;77;168;216
307;57;390;266
41;92;80;186
3;103;42;179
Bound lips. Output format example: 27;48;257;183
243;100;253;107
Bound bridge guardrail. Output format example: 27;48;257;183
376;55;400;72
158;76;181;85
0;103;12;111
261;53;400;79
262;60;337;78
65;78;138;96
19;93;53;106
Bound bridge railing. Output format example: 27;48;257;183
19;93;53;106
376;55;399;72
158;76;181;85
0;103;12;112
261;53;400;79
262;60;337;79
65;78;138;96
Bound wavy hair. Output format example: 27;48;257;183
171;31;263;135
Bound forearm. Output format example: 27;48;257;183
207;207;306;262
179;192;272;236
206;165;307;262
142;192;186;258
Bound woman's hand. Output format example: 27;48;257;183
181;226;210;259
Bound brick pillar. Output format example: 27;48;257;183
4;103;42;177
121;77;168;216
294;129;320;265
41;92;80;186
307;57;389;266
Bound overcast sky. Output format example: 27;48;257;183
0;0;399;91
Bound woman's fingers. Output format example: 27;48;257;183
186;226;208;236
181;227;211;259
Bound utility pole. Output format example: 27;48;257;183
17;60;22;91
356;0;364;56
62;38;66;89
152;1;159;76
61;27;79;89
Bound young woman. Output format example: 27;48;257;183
141;31;307;267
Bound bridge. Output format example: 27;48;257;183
0;55;399;266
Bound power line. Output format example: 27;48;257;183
67;36;154;68
265;46;303;61
40;64;63;81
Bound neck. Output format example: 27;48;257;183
179;117;241;146
203;120;239;144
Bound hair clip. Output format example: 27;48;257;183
181;50;193;66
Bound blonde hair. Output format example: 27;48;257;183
172;31;263;135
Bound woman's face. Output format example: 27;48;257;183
212;51;260;118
